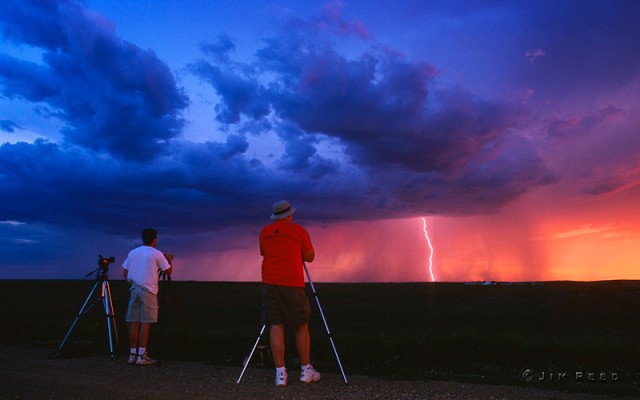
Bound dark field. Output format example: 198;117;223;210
1;279;639;396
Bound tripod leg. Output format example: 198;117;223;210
157;274;192;367
50;280;102;359
236;324;266;384
158;273;166;366
166;275;191;342
303;262;349;385
102;281;119;359
311;291;348;384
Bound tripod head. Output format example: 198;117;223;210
98;255;115;272
158;252;174;280
86;255;115;279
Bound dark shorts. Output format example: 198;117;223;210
261;284;310;328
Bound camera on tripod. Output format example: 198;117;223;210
98;255;115;272
51;254;119;359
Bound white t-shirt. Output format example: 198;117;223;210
122;245;172;294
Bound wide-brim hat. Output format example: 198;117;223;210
271;200;295;220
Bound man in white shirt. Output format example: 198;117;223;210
122;228;173;365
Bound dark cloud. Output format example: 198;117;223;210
188;12;554;219
0;0;189;161
275;121;340;177
0;0;72;49
189;40;270;124
0;1;556;240
199;34;236;64
0;55;59;101
0;119;19;132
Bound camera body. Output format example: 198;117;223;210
98;255;115;272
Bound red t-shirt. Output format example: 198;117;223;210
260;219;314;287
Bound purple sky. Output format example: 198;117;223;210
1;1;639;281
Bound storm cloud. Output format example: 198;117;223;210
0;0;188;160
1;1;638;281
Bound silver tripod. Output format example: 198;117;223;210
237;262;348;384
50;255;119;359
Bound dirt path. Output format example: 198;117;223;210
0;345;634;400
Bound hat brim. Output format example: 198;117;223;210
270;207;295;220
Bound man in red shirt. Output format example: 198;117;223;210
260;200;321;387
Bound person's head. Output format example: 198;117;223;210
270;200;295;221
141;228;158;246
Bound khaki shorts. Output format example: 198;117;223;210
262;284;310;328
126;285;158;323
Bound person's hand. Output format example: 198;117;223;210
164;253;174;264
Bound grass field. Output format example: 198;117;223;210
1;279;639;396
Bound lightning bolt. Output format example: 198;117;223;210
421;217;436;282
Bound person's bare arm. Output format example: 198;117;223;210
303;249;315;262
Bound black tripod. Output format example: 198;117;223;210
237;262;348;384
50;255;119;359
157;269;192;365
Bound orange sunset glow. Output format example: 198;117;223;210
168;180;640;283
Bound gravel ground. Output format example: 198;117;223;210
0;345;636;400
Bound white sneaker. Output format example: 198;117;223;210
275;369;288;387
128;353;137;364
300;365;321;383
136;352;156;365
